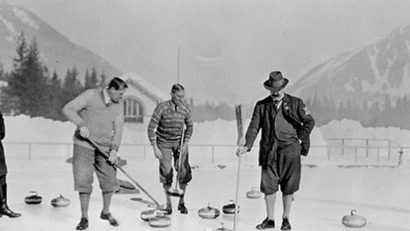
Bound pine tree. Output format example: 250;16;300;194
1;34;49;116
24;38;49;116
84;69;90;88
85;67;98;89
0;65;14;114
1;33;29;114
0;64;6;81
61;67;84;107
99;71;107;87
46;71;64;120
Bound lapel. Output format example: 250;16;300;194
267;98;277;123
281;94;291;116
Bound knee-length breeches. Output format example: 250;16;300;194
72;145;119;193
158;143;192;187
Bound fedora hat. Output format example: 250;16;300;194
263;71;289;92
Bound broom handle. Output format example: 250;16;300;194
87;138;161;208
176;125;185;190
233;104;244;231
233;152;241;231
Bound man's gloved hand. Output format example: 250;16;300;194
108;149;118;164
180;143;189;157
301;142;308;156
237;137;245;146
236;146;248;157
78;125;90;138
152;145;162;159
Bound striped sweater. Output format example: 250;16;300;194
147;100;193;146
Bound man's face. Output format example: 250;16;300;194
270;88;284;100
108;88;126;103
171;90;185;105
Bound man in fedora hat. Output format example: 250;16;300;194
237;71;315;230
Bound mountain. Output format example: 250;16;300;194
289;24;410;108
0;2;121;79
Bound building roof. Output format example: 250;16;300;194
118;73;168;103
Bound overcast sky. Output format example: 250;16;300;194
10;0;410;103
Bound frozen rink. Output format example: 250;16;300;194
0;153;409;231
1;116;409;230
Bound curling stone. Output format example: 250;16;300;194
222;200;240;214
246;187;261;199
24;191;42;204
51;195;70;207
342;210;366;228
148;212;171;228
140;209;157;221
198;203;220;219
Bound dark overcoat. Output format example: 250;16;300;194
244;94;315;166
0;112;7;176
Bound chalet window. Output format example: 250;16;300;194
123;98;144;123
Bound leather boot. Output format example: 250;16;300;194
0;184;21;218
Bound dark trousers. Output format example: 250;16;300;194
0;175;5;186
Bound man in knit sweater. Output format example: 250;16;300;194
147;83;193;215
62;77;128;230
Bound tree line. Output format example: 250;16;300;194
193;93;410;129
1;33;408;128
306;94;410;129
0;33;106;121
0;32;253;123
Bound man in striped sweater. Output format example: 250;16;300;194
147;83;194;215
63;77;127;230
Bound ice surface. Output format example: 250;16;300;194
0;116;409;230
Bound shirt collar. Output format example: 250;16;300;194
271;95;283;103
102;88;112;105
271;95;283;109
169;100;178;110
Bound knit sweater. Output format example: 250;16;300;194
62;89;124;152
147;100;193;146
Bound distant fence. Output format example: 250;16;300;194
3;139;408;166
325;138;407;165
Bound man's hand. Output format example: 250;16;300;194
236;146;248;157
108;150;118;164
180;143;189;156
152;145;162;159
237;137;245;146
78;126;90;138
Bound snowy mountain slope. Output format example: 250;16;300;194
289;24;410;107
0;2;121;78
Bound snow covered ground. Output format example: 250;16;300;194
0;116;409;230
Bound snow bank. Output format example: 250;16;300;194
319;119;410;147
4;115;75;143
4;115;326;145
3;115;329;165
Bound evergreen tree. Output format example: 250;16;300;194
1;33;28;114
363;102;381;127
0;65;14;114
1;34;49;116
85;67;98;89
0;64;6;81
45;71;64;120
84;69;90;88
61;67;84;107
99;71;107;87
24;38;49;116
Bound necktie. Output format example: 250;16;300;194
273;100;280;109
